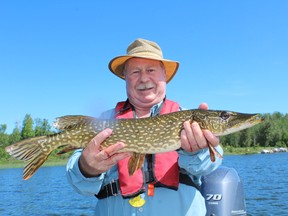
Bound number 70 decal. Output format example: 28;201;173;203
206;194;222;201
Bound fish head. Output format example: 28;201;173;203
193;110;264;136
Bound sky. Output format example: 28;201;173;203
0;0;287;133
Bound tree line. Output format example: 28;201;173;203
1;112;288;160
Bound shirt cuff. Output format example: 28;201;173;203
66;150;105;196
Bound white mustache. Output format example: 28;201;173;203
137;82;155;90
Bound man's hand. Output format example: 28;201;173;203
79;128;131;177
180;103;219;152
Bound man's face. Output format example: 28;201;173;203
124;58;166;108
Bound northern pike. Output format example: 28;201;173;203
5;109;263;180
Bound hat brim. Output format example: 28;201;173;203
109;56;179;83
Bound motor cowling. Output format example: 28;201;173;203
200;166;247;216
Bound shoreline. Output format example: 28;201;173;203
0;159;68;169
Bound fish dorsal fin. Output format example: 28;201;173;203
53;115;96;130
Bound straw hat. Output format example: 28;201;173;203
108;38;179;83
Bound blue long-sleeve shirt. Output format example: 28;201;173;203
66;104;223;216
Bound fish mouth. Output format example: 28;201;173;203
231;113;264;133
249;114;264;124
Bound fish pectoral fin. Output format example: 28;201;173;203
128;153;146;176
208;143;223;162
56;145;80;155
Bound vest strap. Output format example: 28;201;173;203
95;173;200;199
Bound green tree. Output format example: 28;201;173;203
0;124;7;133
257;118;271;147
0;124;9;159
221;132;241;147
34;118;51;136
9;123;21;144
21;114;35;139
0;124;9;145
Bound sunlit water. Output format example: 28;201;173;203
1;153;287;215
222;152;288;215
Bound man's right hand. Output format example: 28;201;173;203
78;128;131;177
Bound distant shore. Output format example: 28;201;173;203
0;158;68;169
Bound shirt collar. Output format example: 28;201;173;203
150;100;164;117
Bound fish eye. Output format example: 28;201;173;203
220;111;230;120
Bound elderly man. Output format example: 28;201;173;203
66;38;223;216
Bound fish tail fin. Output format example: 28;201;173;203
5;136;53;180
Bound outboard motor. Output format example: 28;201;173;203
201;166;247;216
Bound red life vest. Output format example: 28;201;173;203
115;99;180;197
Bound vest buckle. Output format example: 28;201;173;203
109;179;118;196
95;179;120;199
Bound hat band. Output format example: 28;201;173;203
129;51;163;60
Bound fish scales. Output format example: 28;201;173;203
5;109;263;180
103;114;185;153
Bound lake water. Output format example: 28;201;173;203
1;153;287;216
